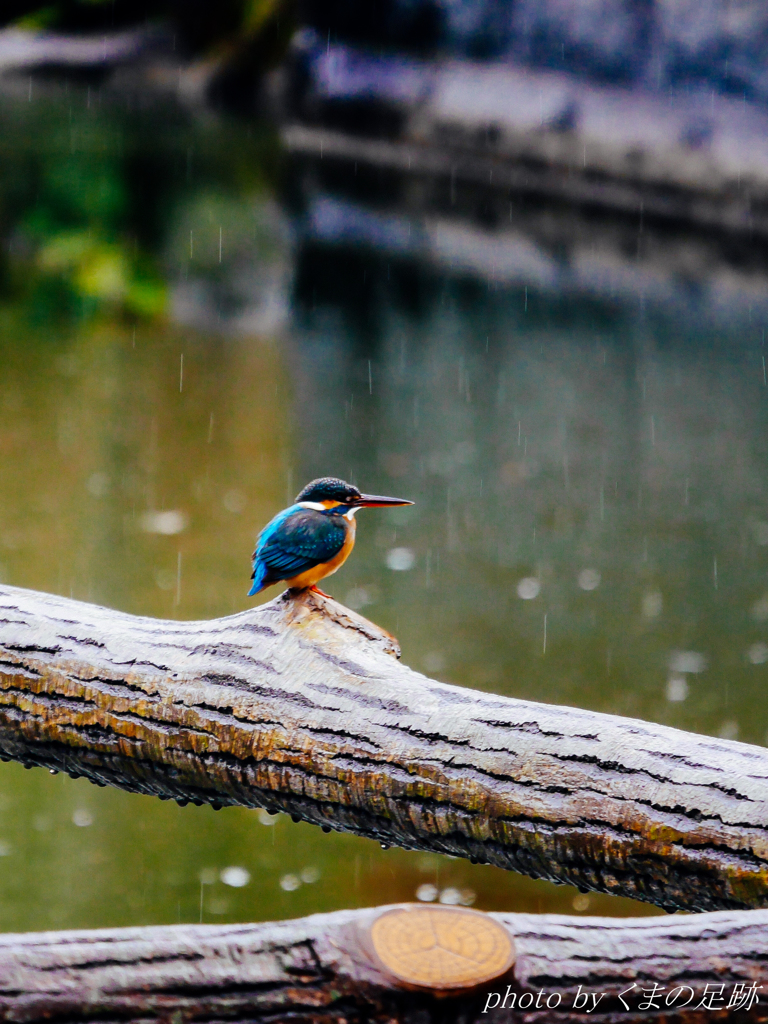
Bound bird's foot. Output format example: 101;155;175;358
309;585;333;599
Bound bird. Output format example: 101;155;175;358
248;477;413;597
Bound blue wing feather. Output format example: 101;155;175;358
248;505;347;594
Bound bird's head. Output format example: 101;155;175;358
295;477;413;514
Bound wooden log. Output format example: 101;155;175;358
281;45;768;239
0;28;153;72
0;583;767;913
0;904;766;1023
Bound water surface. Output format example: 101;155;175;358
0;83;766;929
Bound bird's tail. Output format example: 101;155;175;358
247;559;268;596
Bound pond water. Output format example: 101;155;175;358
0;82;767;931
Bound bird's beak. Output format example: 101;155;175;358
354;494;414;508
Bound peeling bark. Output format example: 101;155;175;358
0;904;766;1023
1;583;768;912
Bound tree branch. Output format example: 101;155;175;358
0;583;767;912
0;904;766;1022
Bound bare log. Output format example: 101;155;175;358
281;44;768;239
1;583;768;913
0;28;154;73
0;904;766;1023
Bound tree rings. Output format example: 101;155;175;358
369;904;515;990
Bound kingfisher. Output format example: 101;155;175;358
248;477;413;597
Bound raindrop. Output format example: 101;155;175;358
198;868;217;885
642;591;662;619
438;887;463;905
280;874;301;891
345;586;375;610
223;489;246;514
300;866;320;883
72;809;93;827
423;651;445;673
748;643;768;665
0;842;11;857
257;808;276;826
141;510;188;535
718;720;739;741
386;547;415;571
669;651;707;674
416;883;438;902
666;675;688;702
578;569;601;591
86;473;109;498
517;577;540;600
154;569;176;591
572;893;590;912
221;866;250;888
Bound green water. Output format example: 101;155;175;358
1;84;767;931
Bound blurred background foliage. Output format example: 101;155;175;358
0;93;280;325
